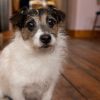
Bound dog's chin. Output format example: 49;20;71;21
34;44;55;53
40;44;52;48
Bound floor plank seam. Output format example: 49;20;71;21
61;73;88;100
69;48;100;69
69;57;100;82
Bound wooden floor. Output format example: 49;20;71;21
53;38;100;100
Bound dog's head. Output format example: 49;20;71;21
11;6;65;51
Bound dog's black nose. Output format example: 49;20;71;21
40;34;51;44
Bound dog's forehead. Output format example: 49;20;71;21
26;14;47;25
28;8;47;17
26;9;49;24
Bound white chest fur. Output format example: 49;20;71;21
0;41;61;88
10;52;60;86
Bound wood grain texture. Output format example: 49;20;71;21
53;76;86;100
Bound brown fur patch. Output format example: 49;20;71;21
21;27;37;40
21;13;60;40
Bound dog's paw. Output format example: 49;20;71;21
3;95;13;100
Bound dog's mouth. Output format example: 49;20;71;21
40;44;52;48
34;44;55;53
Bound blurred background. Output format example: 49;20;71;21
0;0;68;31
0;0;100;48
0;0;68;47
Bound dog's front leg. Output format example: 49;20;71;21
11;86;25;100
42;82;55;100
0;90;9;100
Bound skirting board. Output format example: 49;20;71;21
69;30;100;38
3;31;13;42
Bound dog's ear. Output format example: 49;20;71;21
10;7;28;29
48;6;66;24
55;10;66;23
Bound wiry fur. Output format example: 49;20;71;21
0;6;67;100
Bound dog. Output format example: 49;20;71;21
0;6;66;100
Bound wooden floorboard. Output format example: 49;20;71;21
53;76;86;100
63;59;100;100
68;40;100;67
59;38;100;100
70;53;100;82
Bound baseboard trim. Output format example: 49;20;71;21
3;31;12;42
69;30;100;38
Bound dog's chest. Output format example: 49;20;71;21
10;53;59;86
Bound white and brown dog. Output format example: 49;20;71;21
0;6;66;100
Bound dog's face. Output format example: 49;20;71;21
11;6;65;50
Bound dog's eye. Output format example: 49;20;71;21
26;20;36;31
47;17;56;28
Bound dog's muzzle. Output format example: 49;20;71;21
40;34;51;48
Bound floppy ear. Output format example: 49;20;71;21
48;6;66;24
55;10;66;23
10;7;28;29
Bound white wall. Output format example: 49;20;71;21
67;0;78;29
68;0;100;30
